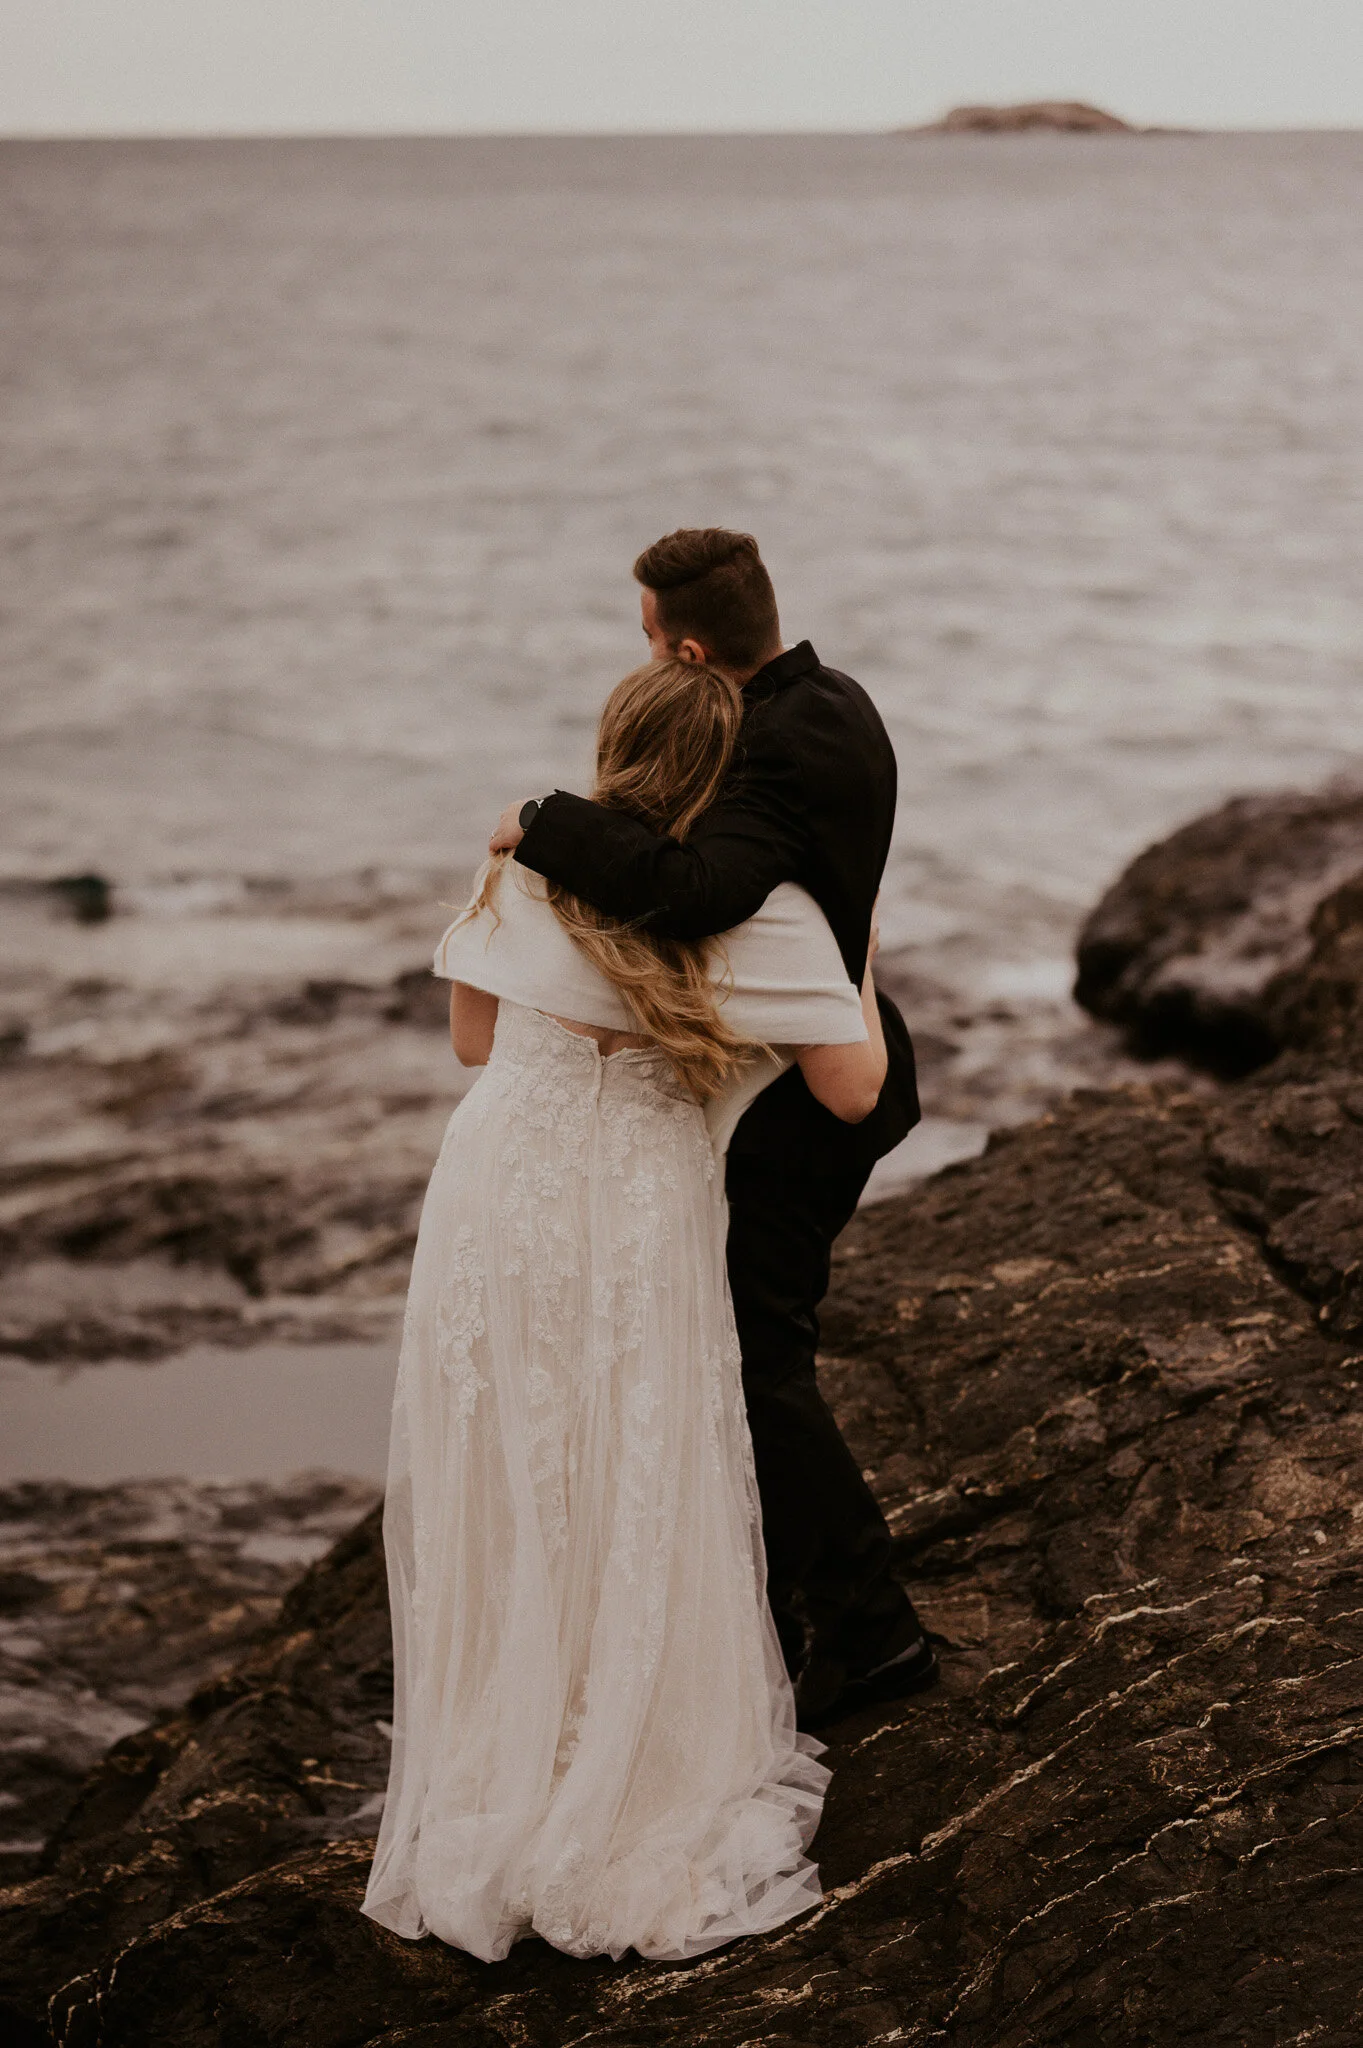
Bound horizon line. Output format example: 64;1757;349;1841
4;121;1362;143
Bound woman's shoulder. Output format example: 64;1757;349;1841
716;884;864;1042
432;861;635;1030
433;861;556;979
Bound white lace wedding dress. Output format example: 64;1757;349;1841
361;869;867;1963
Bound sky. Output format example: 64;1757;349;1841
2;0;1361;136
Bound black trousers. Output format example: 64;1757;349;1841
724;1146;917;1676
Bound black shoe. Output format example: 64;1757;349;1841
795;1633;940;1732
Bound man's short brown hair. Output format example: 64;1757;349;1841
633;528;780;674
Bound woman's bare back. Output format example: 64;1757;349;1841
548;1013;651;1056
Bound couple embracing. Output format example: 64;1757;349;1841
362;528;934;1964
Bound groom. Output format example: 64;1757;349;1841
490;528;935;1727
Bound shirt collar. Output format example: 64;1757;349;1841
743;640;819;704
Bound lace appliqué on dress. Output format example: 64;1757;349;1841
434;1223;489;1439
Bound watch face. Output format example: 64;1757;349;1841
518;798;540;832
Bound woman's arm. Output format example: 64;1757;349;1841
796;961;888;1122
795;902;888;1123
450;983;498;1066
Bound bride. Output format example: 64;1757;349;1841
362;655;889;1964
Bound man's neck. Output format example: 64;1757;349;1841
737;643;786;688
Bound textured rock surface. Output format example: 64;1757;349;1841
1265;871;1363;1070
0;876;462;1364
5;799;1363;2043
0;1477;378;1888
2;1500;395;2048
1074;783;1363;1073
5;1073;1363;2043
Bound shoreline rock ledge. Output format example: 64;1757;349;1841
4;784;1363;2046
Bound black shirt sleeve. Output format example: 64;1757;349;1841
515;727;807;942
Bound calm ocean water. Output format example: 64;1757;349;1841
3;132;1362;989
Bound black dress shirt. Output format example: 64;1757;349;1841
516;641;919;1169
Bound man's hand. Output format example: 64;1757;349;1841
489;800;530;854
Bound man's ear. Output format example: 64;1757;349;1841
676;637;708;665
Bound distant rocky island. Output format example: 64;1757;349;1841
908;100;1140;134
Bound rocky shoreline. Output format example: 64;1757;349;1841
0;864;1174;1365
3;788;1363;2044
0;1476;380;1891
0;872;461;1367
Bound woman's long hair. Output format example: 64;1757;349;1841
471;658;757;1101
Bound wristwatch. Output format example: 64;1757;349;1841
518;797;543;833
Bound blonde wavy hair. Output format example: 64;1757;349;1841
469;657;758;1101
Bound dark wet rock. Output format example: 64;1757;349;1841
1207;1067;1363;1337
44;1554;1363;2048
268;978;376;1026
384;966;451;1030
1264;870;1363;1069
0;1478;377;1891
6;795;1363;2041
47;877;112;927
2;1493;394;2047
1074;783;1363;1074
6;1067;1363;2044
0;974;457;1361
